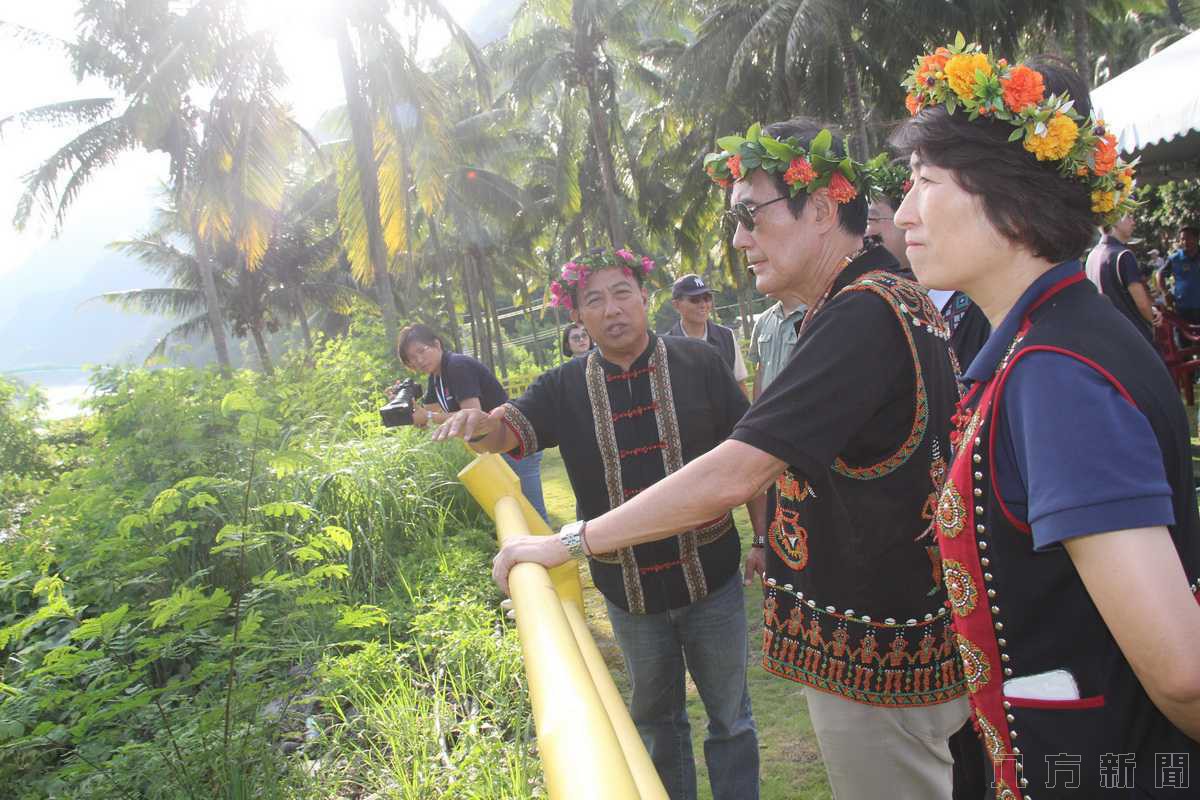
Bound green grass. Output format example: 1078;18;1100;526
538;448;832;800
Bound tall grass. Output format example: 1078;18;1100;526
0;326;541;798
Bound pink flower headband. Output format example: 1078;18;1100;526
548;248;656;310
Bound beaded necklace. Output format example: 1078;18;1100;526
795;241;875;341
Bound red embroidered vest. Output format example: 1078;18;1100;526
936;274;1200;798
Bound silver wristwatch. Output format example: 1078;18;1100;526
559;520;588;560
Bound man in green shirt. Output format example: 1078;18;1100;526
749;295;806;395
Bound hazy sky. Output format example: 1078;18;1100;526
0;0;486;279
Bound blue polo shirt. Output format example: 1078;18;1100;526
422;351;508;413
963;260;1174;550
1167;248;1200;310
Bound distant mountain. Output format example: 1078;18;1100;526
0;239;172;380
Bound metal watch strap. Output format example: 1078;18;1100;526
559;520;588;560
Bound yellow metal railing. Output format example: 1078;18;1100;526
458;453;668;800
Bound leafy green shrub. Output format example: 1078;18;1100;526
0;378;54;532
0;322;535;799
309;547;538;799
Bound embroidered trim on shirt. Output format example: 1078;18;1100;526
769;471;814;571
648;338;709;604
640;559;681;575
584;340;733;610
935;378;1023;796
831;272;937;480
619;442;667;459
761;582;964;707
501;403;537;458
606;365;655;382
585;350;645;612
612;402;659;422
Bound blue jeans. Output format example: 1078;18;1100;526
605;574;759;800
502;450;548;523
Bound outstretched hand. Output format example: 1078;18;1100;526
431;408;494;443
491;534;571;596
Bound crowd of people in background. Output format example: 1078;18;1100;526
390;40;1199;800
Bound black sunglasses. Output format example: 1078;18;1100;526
723;196;788;233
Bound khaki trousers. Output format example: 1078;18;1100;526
805;689;970;799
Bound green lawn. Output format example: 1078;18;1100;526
538;447;832;800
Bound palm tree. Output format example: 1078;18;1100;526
99;207;358;371
497;0;677;247
326;0;489;347
3;2;296;377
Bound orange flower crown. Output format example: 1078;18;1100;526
903;34;1136;223
703;124;886;205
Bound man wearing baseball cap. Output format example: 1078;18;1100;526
665;274;749;382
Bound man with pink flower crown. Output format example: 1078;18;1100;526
432;246;764;800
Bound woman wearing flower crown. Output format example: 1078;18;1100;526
894;40;1200;798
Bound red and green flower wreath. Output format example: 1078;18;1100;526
703;124;886;204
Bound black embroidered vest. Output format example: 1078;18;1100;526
762;270;967;708
936;276;1200;798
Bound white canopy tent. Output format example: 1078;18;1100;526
1091;30;1200;179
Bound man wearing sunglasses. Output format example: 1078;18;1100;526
664;274;749;384
486;119;965;799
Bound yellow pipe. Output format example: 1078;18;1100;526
492;494;641;798
458;453;582;607
561;600;669;800
458;453;672;796
459;452;667;798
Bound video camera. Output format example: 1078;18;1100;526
379;378;422;427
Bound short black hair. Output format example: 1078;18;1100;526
396;324;445;365
561;322;588;357
1181;225;1199;237
761;118;869;236
890;56;1094;263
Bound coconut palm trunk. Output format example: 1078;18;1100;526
1167;0;1186;26
427;221;461;351
294;289;314;353
574;12;626;250
482;265;508;379
585;90;626;248
194;234;233;377
250;325;274;375
1072;0;1090;86
773;43;794;118
837;16;871;158
335;21;400;344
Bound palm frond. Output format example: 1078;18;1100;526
145;313;212;364
91;287;206;317
13;116;136;232
0;98;116;139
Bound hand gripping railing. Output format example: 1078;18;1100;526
458;453;668;800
